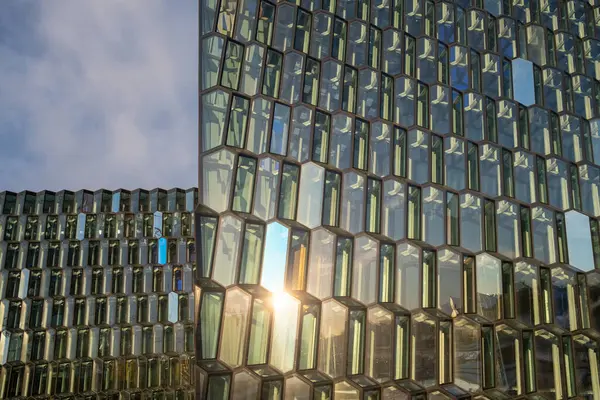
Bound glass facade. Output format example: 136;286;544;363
0;189;197;399
198;0;600;398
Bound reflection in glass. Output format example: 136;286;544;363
352;237;377;305
219;288;251;368
238;224;264;284
534;329;563;398
341;172;365;234
438;250;461;317
240;44;265;96
408;129;429;184
307;229;335;299
270;103;290;156
297;163;325;229
318;300;348;378
565;211;595;272
396;244;420;310
330;115;352;169
246;98;272;154
476;254;502;321
278;164;299;220
422;187;444;247
202;91;230;151
247;298;270;364
212;215;242;286
260;222;289;293
323;171;341;227
270;293;299;373
232;156;257;213
232;371;259;399
253;158;280;221
411;312;436;388
512;58;535;106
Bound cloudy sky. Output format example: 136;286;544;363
0;0;197;192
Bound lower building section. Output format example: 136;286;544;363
195;216;600;399
0;188;197;399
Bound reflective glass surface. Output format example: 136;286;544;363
0;189;197;398
197;0;600;397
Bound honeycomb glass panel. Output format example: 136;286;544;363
297;163;325;229
306;229;335;299
219;288;251;368
201;90;229;151
396;243;420;310
318;300;348;378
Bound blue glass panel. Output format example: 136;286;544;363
158;237;168;265
260;222;289;293
512;58;535;106
565;211;595;272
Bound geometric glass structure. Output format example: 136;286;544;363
197;0;600;398
0;189;197;399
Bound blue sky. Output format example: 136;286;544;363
0;1;198;192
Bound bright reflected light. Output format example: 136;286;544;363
270;290;294;311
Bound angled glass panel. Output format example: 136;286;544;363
201;150;235;213
565;211;594;272
512;58;535;106
221;40;243;90
330;115;353;170
396;243;421;310
240;43;265;96
407;129;430;184
246;98;272;155
199;292;223;359
232;371;259;399
476;254;502;322
202;90;230;151
281;52;304;104
306;229;335;300
289;106;313;163
533;329;563;398
318;300;348;378
352;237;378;305
382;180;405;240
444;137;465;191
201;36;224;89
297;164;325;229
319;60;342;112
270;293;299;373
438;250;462;317
370;122;392;177
278;163;300;220
232;156;257;213
411;312;437;388
219;288;251;368
247;298;271;365
514;262;541;327
454;317;481;392
238;224;264;284
253;158;280;221
212;215;243;287
270;103;290;156
261;222;289;293
341;172;365;234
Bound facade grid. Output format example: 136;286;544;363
0;189;198;399
198;0;600;398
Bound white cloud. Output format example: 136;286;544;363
0;0;198;192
